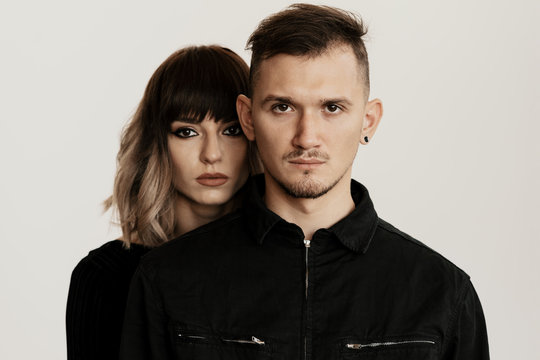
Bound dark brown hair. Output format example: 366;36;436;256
247;3;369;97
105;45;257;248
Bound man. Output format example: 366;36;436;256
121;4;489;359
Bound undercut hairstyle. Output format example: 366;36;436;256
104;45;259;248
247;3;370;97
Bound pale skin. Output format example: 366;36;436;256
173;195;235;236
127;118;248;245
238;44;382;239
168;117;249;236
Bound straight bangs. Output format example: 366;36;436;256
160;46;249;126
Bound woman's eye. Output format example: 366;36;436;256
172;128;198;138
223;124;243;136
272;104;292;113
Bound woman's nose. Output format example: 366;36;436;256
200;134;223;164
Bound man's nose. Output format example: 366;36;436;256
292;111;321;150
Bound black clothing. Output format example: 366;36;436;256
66;240;150;360
120;177;489;360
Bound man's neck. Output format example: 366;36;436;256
263;175;355;240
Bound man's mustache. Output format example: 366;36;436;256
283;149;330;161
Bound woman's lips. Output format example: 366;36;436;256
196;173;228;186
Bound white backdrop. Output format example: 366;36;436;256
1;0;538;359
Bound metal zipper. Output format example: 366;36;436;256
178;333;265;346
304;239;311;299
222;336;265;345
304;239;311;360
346;340;435;350
177;334;207;340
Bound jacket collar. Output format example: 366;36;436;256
244;175;379;254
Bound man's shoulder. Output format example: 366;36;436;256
375;218;439;254
374;218;470;281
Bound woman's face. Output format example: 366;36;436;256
168;115;250;207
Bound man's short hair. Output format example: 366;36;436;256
246;3;370;97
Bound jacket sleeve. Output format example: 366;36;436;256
119;262;172;360
442;279;490;360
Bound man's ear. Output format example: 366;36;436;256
237;94;255;141
360;98;383;144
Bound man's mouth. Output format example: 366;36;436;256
288;158;325;169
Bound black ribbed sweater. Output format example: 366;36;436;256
66;240;150;360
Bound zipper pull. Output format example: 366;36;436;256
304;239;311;248
346;340;436;350
251;336;265;345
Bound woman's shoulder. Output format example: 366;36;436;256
66;240;151;356
71;240;150;280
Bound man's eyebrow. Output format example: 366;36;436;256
321;98;353;106
261;95;294;105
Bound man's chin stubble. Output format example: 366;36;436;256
270;171;345;199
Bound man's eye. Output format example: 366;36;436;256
172;128;198;138
326;104;341;113
272;104;292;113
223;124;243;136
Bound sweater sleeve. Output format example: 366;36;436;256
119;262;171;360
442;279;490;359
66;258;124;360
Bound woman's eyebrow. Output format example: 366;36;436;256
220;118;239;124
172;116;203;124
171;117;239;125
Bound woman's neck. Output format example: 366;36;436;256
173;195;238;237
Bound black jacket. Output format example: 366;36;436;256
120;177;489;359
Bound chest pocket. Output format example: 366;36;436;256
339;337;438;360
173;326;273;360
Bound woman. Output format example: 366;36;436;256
66;45;259;360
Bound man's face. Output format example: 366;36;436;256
242;45;372;199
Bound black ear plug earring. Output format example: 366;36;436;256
364;136;369;143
